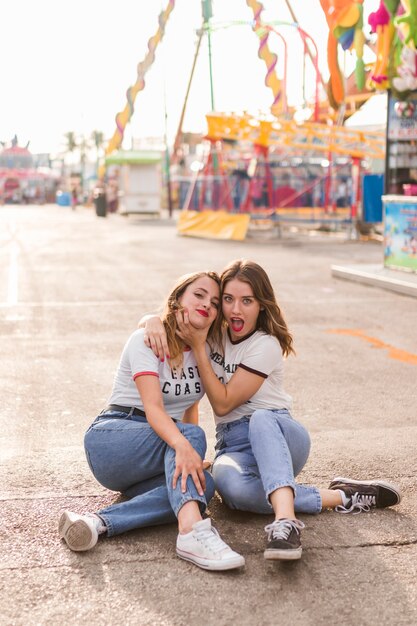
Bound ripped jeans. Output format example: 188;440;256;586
211;409;322;515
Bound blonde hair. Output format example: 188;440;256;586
220;259;294;357
162;271;222;366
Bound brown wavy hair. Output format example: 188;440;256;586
162;271;222;366
220;259;294;357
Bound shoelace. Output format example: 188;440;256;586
335;492;376;514
195;526;230;554
264;519;305;541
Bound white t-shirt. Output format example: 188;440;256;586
209;329;292;424
108;329;205;421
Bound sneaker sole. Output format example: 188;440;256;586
58;512;98;552
264;547;302;561
330;477;402;506
176;548;245;571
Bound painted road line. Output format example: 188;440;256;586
327;329;417;366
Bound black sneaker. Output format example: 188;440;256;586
329;477;402;513
264;518;305;561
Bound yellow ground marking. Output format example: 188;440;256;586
327;329;417;366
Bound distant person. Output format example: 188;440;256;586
143;259;402;562
28;186;37;204
58;271;245;572
336;179;348;208
93;179;107;216
71;187;78;211
251;177;263;207
231;169;249;211
106;178;119;213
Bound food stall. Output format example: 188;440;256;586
105;150;162;215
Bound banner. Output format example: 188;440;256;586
383;197;417;272
177;210;250;241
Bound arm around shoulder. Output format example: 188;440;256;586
137;314;169;361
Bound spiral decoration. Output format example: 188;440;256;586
105;0;176;156
246;0;283;117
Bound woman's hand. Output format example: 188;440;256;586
173;439;206;495
143;316;169;361
175;309;208;349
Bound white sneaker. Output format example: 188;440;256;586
176;518;245;571
58;510;106;552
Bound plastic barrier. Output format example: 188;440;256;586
177;210;250;241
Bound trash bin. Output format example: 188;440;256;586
363;174;383;223
94;190;107;217
56;191;71;206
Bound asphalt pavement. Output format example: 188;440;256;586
1;204;416;625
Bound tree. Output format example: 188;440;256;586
64;131;77;156
91;130;105;178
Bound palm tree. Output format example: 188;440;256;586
91;130;105;179
64;131;77;158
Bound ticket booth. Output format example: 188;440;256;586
105;150;162;215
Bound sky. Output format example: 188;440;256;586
0;0;380;156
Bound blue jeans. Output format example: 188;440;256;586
212;410;322;515
84;411;215;537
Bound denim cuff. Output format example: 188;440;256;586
314;488;322;513
174;494;207;518
98;513;115;537
266;480;296;501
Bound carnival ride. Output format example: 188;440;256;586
184;111;385;220
101;0;417;238
0;138;58;204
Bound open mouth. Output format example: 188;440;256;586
230;317;244;332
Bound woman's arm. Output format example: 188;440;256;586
138;315;169;361
176;312;264;417
183;402;212;470
135;376;205;495
191;342;264;416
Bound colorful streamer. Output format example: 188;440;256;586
246;0;283;117
105;0;176;156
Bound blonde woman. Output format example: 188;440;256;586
59;271;244;571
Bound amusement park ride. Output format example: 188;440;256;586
101;0;417;238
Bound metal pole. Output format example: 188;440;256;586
163;64;173;217
172;29;204;160
207;29;215;111
164;139;174;217
202;0;218;178
384;90;391;194
202;0;215;110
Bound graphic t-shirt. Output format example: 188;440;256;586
209;329;292;424
108;329;205;421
